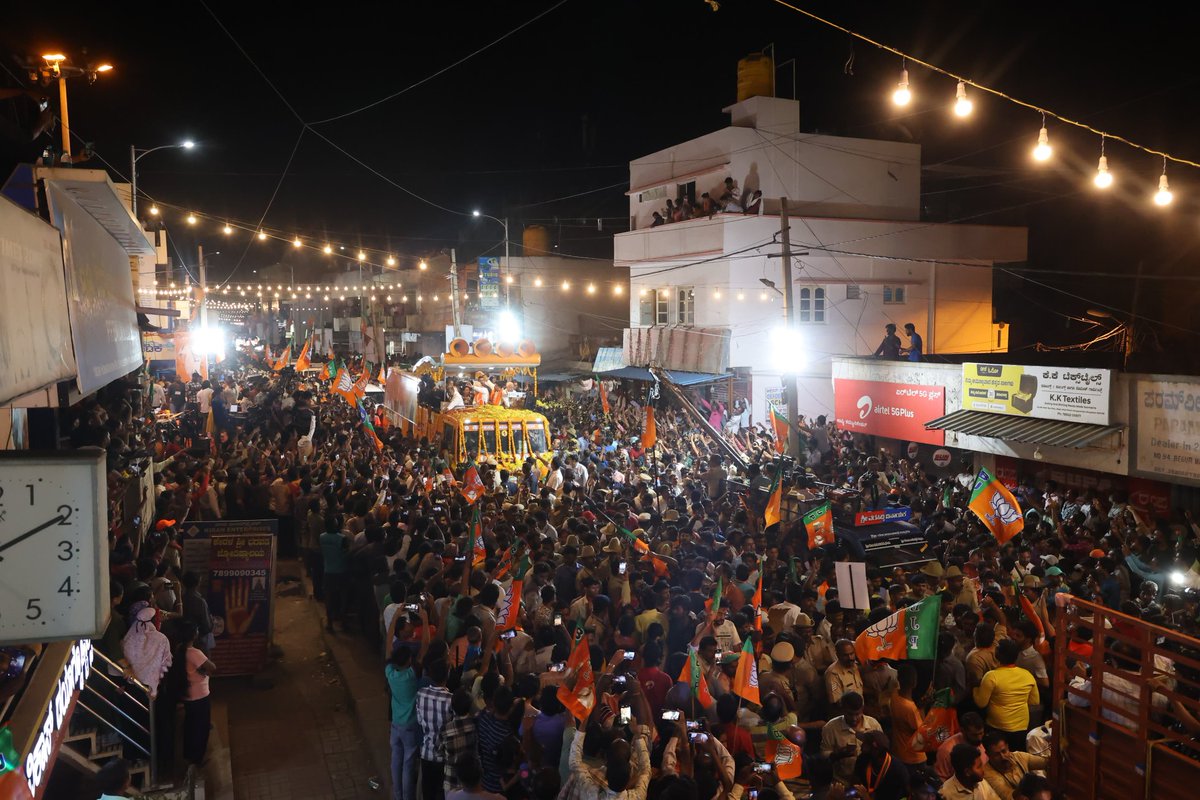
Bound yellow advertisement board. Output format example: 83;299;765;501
961;363;1111;425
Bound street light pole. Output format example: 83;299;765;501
504;216;510;308
778;197;800;460
130;141;194;219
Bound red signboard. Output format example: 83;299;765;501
994;455;1172;520
834;378;946;446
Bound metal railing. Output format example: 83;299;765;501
1051;596;1200;800
80;648;157;785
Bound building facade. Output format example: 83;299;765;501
614;95;1027;421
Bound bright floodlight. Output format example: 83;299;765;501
182;140;195;149
770;326;805;373
472;210;481;217
194;325;225;358
496;310;521;343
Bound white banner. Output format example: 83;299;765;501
835;561;871;610
45;184;142;396
1135;379;1200;485
0;194;76;405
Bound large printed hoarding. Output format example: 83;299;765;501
834;378;946;446
962;363;1112;426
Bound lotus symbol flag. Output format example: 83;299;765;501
989;491;1021;526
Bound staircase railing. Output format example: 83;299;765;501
77;648;157;785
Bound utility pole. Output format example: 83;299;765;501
450;248;462;338
197;244;208;329
504;216;511;308
57;75;71;160
1126;260;1144;369
779;197;800;459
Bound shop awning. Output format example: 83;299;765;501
598;366;729;387
924;409;1122;449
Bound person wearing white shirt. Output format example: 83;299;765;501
196;382;214;414
545;460;564;494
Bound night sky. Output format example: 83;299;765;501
3;1;1200;366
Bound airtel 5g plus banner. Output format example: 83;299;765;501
834;378;946;446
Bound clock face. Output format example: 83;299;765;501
0;452;108;644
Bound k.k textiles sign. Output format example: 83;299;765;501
961;363;1112;426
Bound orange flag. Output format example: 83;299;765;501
678;647;714;708
641;405;657;450
599;380;610;415
969;467;1025;544
556;633;596;722
378;362;387;383
764;468;783;529
854;596;941;664
317;360;330;381
769;406;790;455
295;338;312;372
803;502;833;549
732;637;760;705
272;345;292;371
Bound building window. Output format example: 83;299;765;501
676;287;695;325
677;181;696;206
656;288;671;325
846;285;861;300
798;287;826;323
883;285;906;304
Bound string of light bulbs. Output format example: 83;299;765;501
768;0;1200;206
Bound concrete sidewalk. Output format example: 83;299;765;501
214;560;382;800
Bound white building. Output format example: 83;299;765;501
614;95;1027;421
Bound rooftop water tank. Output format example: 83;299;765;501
737;53;774;102
522;225;551;256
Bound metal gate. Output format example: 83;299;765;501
1052;598;1200;799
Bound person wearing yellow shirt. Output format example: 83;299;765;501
972;640;1039;753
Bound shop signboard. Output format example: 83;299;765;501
962;363;1112;426
1134;379;1200;486
141;331;175;362
478;257;500;308
180;520;277;675
854;507;913;526
208;532;275;676
833;378;946;446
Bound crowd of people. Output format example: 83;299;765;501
87;348;1200;800
649;178;764;228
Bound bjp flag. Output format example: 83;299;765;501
969;467;1025;544
732;637;760;706
803;502;833;549
599;380;610;415
769;406;790;454
854;595;941;664
641;405;657;450
471;506;487;567
678;647;714;708
764;468;783;529
556;632;596;722
272;345;291;371
765;723;803;780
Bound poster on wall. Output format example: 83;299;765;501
961;363;1112;426
141;331;175;362
1134;379;1200;486
833;378;946;446
208;532;275;676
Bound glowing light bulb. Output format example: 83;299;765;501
638;288;646;297
1094;155;1113;189
433;294;439;301
586;283;596;294
418;260;428;270
614;285;623;295
562;281;571;291
357;251;365;261
149;205;160;216
223;223;233;234
386;295;392;302
953;81;973;117
714;289;721;299
257;230;267;241
892;68;911;106
386;255;396;266
1154;172;1173;206
534;277;543;287
737;292;745;300
401;295;408;302
1032;126;1052;162
293;237;302;248
506;275;514;285
186;213;197;225
759;291;768;301
417;294;423;301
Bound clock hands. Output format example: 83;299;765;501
0;515;65;562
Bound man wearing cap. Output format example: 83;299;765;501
945;565;980;613
760;641;799;714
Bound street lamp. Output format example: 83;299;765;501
472;209;510;307
25;53;113;161
130;140;195;219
